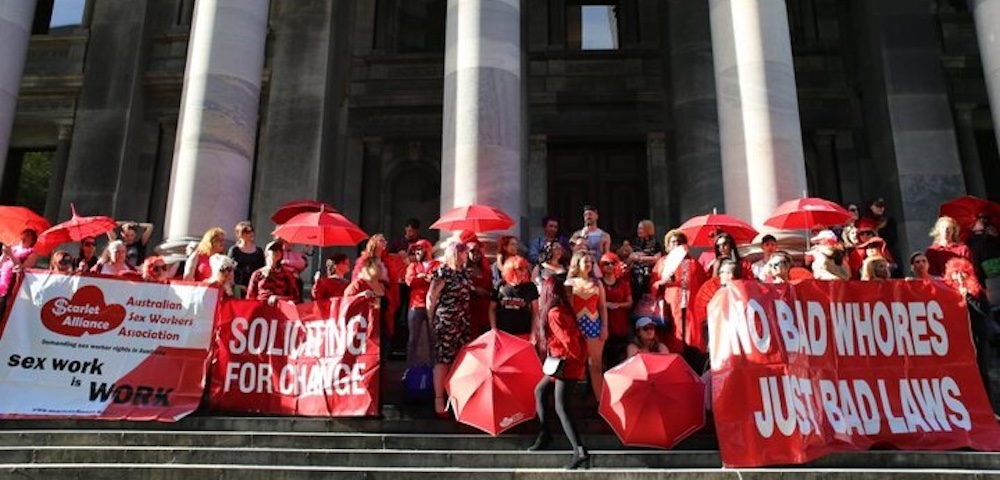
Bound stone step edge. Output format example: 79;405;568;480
0;463;995;474
0;445;702;455
0;430;609;438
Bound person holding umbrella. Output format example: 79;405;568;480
427;241;473;418
461;231;493;338
528;276;590;470
651;229;707;356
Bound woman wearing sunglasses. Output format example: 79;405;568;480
141;256;170;283
74;236;99;272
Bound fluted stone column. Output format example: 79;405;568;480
163;0;269;245
973;0;1000;153
709;0;808;227
441;0;523;235
44;123;73;222
0;0;37;186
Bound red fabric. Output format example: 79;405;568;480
707;279;1000;468
405;259;440;308
0;206;49;245
272;210;368;247
651;256;707;351
847;243;896;279
312;276;348;301
545;306;588;380
431;205;515;233
689;277;722;354
679;213;758;247
270;200;338;225
763;197;853;230
926;243;972;277
246;267;301;302
939;195;1000;231
192;254;213;282
34;205;116;256
467;265;493;337
604;278;632;338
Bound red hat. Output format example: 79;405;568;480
855;218;877;232
459;231;480;245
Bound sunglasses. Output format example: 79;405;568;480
58;259;73;266
243;228;254;233
600;261;615;267
858;230;875;236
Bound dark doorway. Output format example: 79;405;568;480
547;143;649;246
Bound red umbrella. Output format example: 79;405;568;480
445;329;543;436
599;353;705;449
270;200;339;225
431;205;515;233
764;197;852;230
0;206;50;245
679;212;758;247
35;204;116;255
939;195;1000;230
272;210;368;247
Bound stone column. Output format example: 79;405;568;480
44;123;73;222
709;0;808;227
526;135;547;242
441;0;523;235
0;0;37;186
973;0;1000;153
163;0;270;244
954;104;987;198
668;0;723;220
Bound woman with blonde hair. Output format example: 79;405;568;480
427;241;472;417
925;216;971;277
564;250;608;399
860;256;890;281
184;227;226;281
93;240;134;276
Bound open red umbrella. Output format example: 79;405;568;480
445;329;543;436
764;197;852;230
599;353;705;449
35;204;116;255
272;209;368;247
679;212;758;247
270;199;339;225
431;205;515;233
0;206;50;245
939;195;1000;230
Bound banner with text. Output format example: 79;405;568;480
0;270;218;421
209;295;380;417
709;279;1000;467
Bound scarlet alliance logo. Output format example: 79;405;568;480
40;285;126;337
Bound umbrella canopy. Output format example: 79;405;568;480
0;206;50;245
939;195;1000;230
763;197;852;230
431;205;515;233
35;204;116;255
599;353;705;449
270;200;339;225
445;329;543;436
679;213;758;247
272;210;368;247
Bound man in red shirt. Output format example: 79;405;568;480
246;240;301;305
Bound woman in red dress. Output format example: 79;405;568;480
926;216;972;277
528;276;590;470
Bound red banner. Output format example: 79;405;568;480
209;295;380;416
709;279;1000;467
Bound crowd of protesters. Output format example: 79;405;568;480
0;197;999;466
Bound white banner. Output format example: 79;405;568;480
0;270;218;421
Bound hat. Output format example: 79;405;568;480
458;230;480;245
635;317;656;329
810;230;838;245
855;218;877;232
265;240;284;252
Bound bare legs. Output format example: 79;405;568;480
585;338;605;399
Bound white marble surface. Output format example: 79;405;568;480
0;0;37;185
440;0;523;235
709;0;807;227
164;0;269;242
974;0;1000;151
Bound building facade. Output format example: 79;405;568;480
2;0;999;259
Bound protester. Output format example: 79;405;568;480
491;235;520;289
809;230;850;281
49;250;73;274
529;276;589;470
346;251;389;314
108;221;154;269
967;213;1000;284
708;232;750;279
651;229;707;355
141;256;170;283
599;252;632;365
625;317;669;357
204;254;236;298
528;216;569;265
565;250;608;399
74;236;99;272
246;240;300;305
849;229;895;278
0;229;39;307
925;216;972;278
576;205;611;264
489;256;540;341
863;197;899;261
282;242;310;300
943;257;996;408
403;240;438;367
908;252;934;280
751;234;778;282
388;218;424;255
860;256;890;281
184;227;225;281
840;203;860;247
628;220;662;303
532;240;566;287
765;251;793;284
227;221;264;298
426;241;472;418
313;254;350;302
461;231;493;338
93;240;134;276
